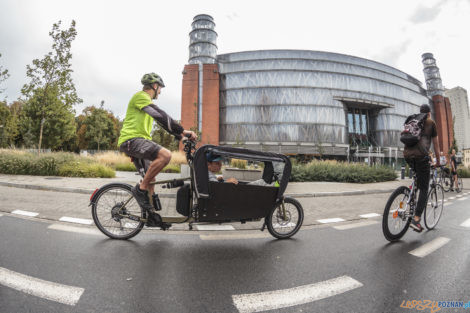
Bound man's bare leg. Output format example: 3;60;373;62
140;148;172;192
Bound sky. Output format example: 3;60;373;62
0;0;469;120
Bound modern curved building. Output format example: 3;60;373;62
181;15;453;163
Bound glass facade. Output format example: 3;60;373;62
217;50;430;154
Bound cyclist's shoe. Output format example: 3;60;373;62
131;184;153;210
146;211;162;227
410;219;423;233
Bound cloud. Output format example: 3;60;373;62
409;0;447;24
373;39;413;68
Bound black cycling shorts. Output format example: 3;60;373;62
119;138;162;161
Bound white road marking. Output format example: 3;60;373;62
359;213;381;218
11;210;39;217
59;216;93;225
200;233;270;240
457;197;468;201
456;195;463;198
196;225;235;231
408;237;451;258
232;275;363;313
448;197;456;200
0;213;3;217
460;218;470;228
333;220;379;230
0;267;84;306
48;224;100;235
317;218;345;224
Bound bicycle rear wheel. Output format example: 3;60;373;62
441;171;451;192
456;177;463;193
382;186;412;242
91;183;145;239
266;197;304;239
424;184;444;230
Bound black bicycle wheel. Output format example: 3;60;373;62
266;197;304;239
441;171;451;192
382;186;412;242
91;183;145;239
424;184;444;230
456;177;463;193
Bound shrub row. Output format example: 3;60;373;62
0;150;115;178
458;166;470;178
290;160;397;183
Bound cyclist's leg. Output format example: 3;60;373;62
140;147;172;192
414;157;430;220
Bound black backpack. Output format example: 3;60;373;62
400;113;428;147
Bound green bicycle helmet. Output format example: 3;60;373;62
141;73;165;87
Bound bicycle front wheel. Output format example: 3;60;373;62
266;197;304;239
382;186;412;242
424;184;444;230
91;183;145;239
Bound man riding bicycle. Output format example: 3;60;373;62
450;149;458;191
118;73;196;211
403;104;440;233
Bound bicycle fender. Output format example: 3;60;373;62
89;183;133;206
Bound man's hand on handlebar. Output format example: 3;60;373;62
181;130;197;141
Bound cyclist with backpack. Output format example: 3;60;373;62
401;104;440;232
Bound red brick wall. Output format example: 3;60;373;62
201;64;219;146
180;64;199;131
432;95;454;155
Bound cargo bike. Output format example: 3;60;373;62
90;137;304;239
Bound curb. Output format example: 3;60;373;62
0;181;396;198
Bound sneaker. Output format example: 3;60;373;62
410;219;423;233
131;184;153;210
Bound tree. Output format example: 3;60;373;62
0;53;9;94
20;86;76;150
76;103;120;151
152;124;179;151
21;20;81;153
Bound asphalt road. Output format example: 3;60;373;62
1;192;469;313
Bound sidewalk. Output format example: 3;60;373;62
0;172;413;197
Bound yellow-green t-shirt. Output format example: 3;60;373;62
118;91;153;147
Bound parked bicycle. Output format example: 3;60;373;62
382;165;444;241
90;136;304;240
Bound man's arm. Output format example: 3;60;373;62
432;136;440;166
142;104;184;136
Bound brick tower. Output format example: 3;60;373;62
181;14;219;147
421;53;454;155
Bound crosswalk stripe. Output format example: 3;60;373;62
48;224;100;235
58;217;93;225
317;218;345;224
0;267;84;306
448;197;456;200
457;197;468;201
408;237;450;258
333;220;378;230
359;213;381;218
195;225;235;231
232;275;363;313
460;218;470;228
200;233;270;240
11;210;39;217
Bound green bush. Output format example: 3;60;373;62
290;160;396;183
230;158;247;169
0;150;115;178
162;164;180;173
115;162;136;171
58;162;115;178
458;166;470;178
